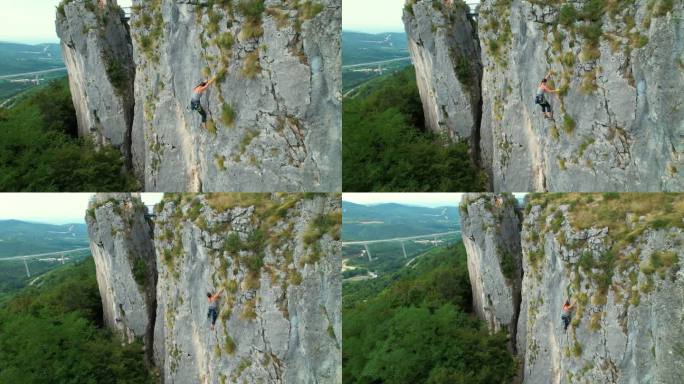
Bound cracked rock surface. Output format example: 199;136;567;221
86;193;341;383
58;0;341;191
460;193;522;351
461;194;684;383
403;0;482;149
56;0;135;170
518;199;684;383
403;0;684;191
85;193;157;362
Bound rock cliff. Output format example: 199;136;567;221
56;0;135;169
404;0;684;191
86;192;342;383
58;0;341;191
459;193;522;350
85;193;157;361
463;193;684;383
403;0;482;152
518;194;684;383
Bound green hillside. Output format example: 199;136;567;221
0;78;137;191
0;258;154;383
342;66;486;192
343;244;515;383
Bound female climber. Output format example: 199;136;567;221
191;77;216;129
535;70;559;120
207;287;224;331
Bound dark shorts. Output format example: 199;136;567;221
208;308;218;324
191;100;207;123
540;101;552;113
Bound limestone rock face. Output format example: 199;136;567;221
459;193;522;348
56;0;135;170
518;198;684;383
85;193;157;360
131;0;341;192
58;0;341;191
402;0;482;148
478;0;684;191
403;0;684;191
86;193;341;383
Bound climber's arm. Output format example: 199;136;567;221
212;288;224;300
540;83;559;94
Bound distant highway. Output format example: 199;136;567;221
0;247;90;261
0;67;67;80
342;231;460;246
342;57;411;69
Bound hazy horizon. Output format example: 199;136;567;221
0;193;163;225
0;0;133;44
343;193;527;208
343;193;464;208
343;0;405;34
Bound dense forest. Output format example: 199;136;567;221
0;258;154;383
342;67;485;192
0;78;137;191
343;244;515;383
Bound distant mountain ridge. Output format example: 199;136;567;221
342;30;408;66
0;219;88;258
342;201;459;241
0;42;63;76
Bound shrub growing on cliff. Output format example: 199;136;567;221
105;58;129;96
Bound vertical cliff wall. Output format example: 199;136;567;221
460;193;523;350
460;193;684;383
403;0;684;191
56;0;136;171
518;194;684;383
58;0;341;191
87;193;341;384
85;193;157;361
479;0;684;192
403;0;482;152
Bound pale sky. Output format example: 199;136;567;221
343;193;464;208
0;0;133;44
343;193;527;208
0;193;163;224
343;0;406;33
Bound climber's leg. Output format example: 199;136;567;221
198;104;207;124
208;308;218;330
191;100;208;128
562;315;570;331
541;102;553;119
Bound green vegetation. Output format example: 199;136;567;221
0;79;137;191
343;244;515;384
343;66;485;191
526;193;684;328
105;58;130;97
0;258;154;383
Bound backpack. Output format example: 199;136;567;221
535;94;545;105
